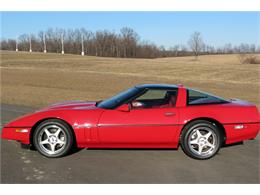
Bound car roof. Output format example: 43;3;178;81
135;84;183;90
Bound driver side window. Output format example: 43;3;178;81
132;89;177;109
136;90;166;101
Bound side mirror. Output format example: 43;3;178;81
116;104;130;112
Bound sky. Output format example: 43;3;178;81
1;12;259;48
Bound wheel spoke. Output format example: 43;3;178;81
190;139;198;145
206;142;215;149
50;143;56;153
54;128;61;137
40;139;49;145
196;130;202;138
57;139;65;146
198;145;203;154
44;128;51;137
204;131;212;140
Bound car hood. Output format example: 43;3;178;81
40;100;97;111
4;100;101;128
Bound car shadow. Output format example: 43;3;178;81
80;142;245;152
222;141;244;148
84;142;245;152
86;148;178;151
24;141;245;157
70;146;84;154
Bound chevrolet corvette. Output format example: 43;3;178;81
2;84;260;159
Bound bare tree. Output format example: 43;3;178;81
224;43;233;54
239;43;250;53
188;31;204;58
1;27;258;59
256;46;260;53
204;45;215;54
250;44;256;53
171;45;180;56
18;34;30;51
0;39;16;50
120;27;139;58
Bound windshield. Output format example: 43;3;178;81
97;87;141;109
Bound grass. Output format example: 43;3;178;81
1;50;260;108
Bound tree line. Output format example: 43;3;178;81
1;28;259;58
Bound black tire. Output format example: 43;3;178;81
33;119;74;158
180;120;222;160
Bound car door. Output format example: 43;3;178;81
97;89;179;143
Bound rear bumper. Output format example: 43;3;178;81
1;127;31;144
224;123;260;144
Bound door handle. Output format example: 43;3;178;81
164;112;175;116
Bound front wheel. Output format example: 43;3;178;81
180;120;222;160
33;119;74;158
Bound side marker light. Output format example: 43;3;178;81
234;125;244;130
15;129;29;133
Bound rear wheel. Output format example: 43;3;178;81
33;119;74;158
180;120;221;160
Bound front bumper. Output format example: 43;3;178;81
1;127;31;144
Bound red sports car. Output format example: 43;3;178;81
2;84;260;159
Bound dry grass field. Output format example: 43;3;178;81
1;50;260;108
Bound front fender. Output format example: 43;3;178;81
2;109;104;145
